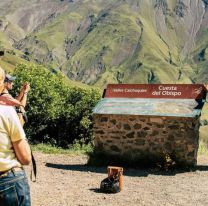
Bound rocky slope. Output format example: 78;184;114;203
0;0;207;87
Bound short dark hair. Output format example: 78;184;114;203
0;51;5;56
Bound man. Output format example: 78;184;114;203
0;50;30;108
0;66;31;206
3;74;30;108
1;74;30;125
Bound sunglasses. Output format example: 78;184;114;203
6;81;14;84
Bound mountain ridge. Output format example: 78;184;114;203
0;0;207;87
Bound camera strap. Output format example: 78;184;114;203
30;152;37;182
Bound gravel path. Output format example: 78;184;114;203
25;152;208;206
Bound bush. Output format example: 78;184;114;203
12;64;100;147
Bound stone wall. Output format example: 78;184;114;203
93;114;200;166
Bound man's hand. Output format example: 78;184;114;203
204;84;208;92
22;83;30;93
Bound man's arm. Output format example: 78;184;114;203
13;139;32;165
16;92;27;108
9;107;31;165
16;90;24;103
16;83;30;108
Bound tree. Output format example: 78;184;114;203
13;64;100;147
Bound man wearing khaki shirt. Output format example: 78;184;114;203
0;66;31;206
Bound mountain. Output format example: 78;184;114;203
0;0;207;87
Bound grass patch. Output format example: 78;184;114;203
36;12;82;50
198;140;208;155
31;142;93;155
0;53;30;73
31;139;208;156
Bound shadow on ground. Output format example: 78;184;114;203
45;163;106;174
45;162;208;177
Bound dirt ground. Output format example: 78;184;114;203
25;152;208;206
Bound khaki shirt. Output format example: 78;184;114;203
0;105;26;171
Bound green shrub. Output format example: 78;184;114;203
12;64;100;147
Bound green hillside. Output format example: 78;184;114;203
0;51;93;90
0;0;207;88
0;52;28;73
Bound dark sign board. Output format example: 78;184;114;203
104;84;206;99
